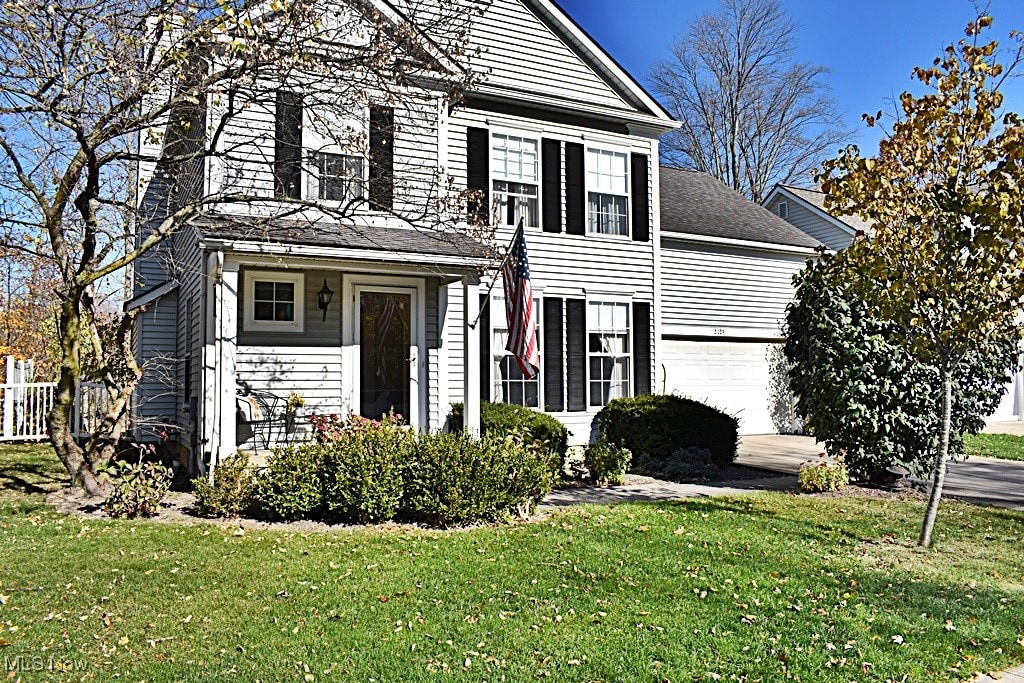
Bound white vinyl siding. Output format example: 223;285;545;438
468;0;631;110
660;240;808;335
780;200;853;251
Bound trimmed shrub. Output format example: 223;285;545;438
101;459;172;519
584;442;632;485
449;401;569;467
597;395;738;467
798;456;849;493
192;451;256;518
786;250;1019;480
320;413;415;523
256;442;327;520
404;431;558;526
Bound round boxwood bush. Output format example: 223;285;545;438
596;395;738;467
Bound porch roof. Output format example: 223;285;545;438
192;215;492;264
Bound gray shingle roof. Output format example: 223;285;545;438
660;168;821;249
192;215;491;261
777;184;872;234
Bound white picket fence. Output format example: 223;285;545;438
0;356;108;441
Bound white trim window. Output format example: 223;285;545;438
310;152;364;203
492;133;539;227
586;148;629;236
243;271;304;333
588;301;630;406
492;294;541;408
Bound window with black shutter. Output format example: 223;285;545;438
542;298;564;412
479;293;490;402
565;298;587;411
542;139;562;233
630;153;650;242
632;301;652;395
368;105;394;211
274;92;303;200
466;127;489;224
564;142;585;235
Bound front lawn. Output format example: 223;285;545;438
2;443;1023;681
963;433;1024;462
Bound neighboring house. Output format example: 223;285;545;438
659;169;821;434
763;183;1024;422
761;184;862;251
128;0;678;470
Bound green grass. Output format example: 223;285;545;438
2;444;1023;681
963;433;1024;462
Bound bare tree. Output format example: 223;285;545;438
650;0;848;202
0;0;483;495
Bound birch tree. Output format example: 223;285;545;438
817;15;1024;547
650;0;847;202
0;0;482;495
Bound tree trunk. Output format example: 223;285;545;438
919;363;953;547
45;292;106;498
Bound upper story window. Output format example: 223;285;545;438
243;271;305;333
588;300;630;406
273;91;375;206
586;148;629;236
777;200;789;219
492;133;539;227
311;152;364;203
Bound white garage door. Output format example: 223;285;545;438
661;340;778;435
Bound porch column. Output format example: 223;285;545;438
216;261;240;466
462;275;480;435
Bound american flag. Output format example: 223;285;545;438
501;219;540;378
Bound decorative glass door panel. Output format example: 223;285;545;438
359;291;411;421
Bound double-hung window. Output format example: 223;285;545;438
312;152;364;203
588;301;630;406
491;294;541;408
243;271;304;333
586;148;629;235
492;133;539;227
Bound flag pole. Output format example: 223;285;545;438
468;217;523;330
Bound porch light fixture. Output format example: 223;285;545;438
317;279;334;321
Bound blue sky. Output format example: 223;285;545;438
557;0;1024;149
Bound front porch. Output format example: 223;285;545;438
198;245;488;473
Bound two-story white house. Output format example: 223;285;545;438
128;0;678;470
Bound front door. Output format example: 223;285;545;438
357;290;413;421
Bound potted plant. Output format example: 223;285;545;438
285;392;306;433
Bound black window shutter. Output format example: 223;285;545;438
565;298;587;411
541;139;562;233
542;298;564;412
630;153;650;242
632;301;652;395
479;293;490;403
274;92;303;200
466;127;490;224
368;105;394;211
565;142;585;235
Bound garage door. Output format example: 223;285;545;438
661;340;779;435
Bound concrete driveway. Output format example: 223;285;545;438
737;434;1024;511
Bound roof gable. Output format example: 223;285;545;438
765;185;868;236
467;0;674;124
